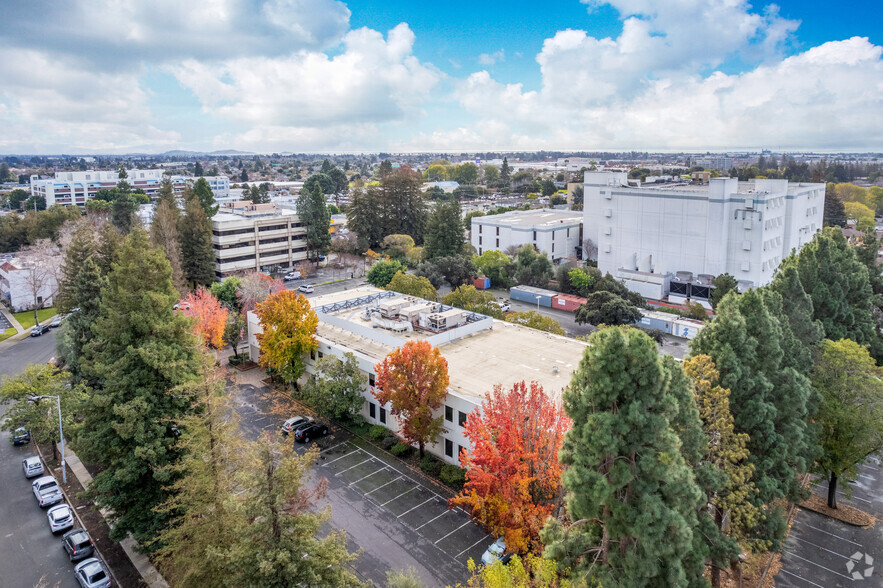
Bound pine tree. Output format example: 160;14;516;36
296;183;331;265
542;327;707;587
192;177;219;217
56;224;97;313
423;198;465;259
58;257;105;384
95;222;122;276
78;229;202;547
180;196;216;287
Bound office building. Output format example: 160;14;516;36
211;201;307;279
247;286;588;465
471;209;583;261
583;171;825;301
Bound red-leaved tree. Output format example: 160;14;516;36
180;286;229;349
373;340;449;458
238;271;285;314
451;381;570;556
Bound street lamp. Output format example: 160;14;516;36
535;295;541;312
29;394;66;484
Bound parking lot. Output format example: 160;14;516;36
776;458;882;587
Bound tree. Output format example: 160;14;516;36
542;327;707;587
255;290;319;384
442;285;502;318
452;381;569;556
304;172;334;195
417;255;476;288
367;259;405;288
710;273;737;310
210;276;242;312
382;234;416;259
180;286;229;349
192;177;219;217
460;553;575;588
514;245;553;287
575;291;642;326
194;160;204;177
844;201;874;227
347;168;426;248
386;271;437;301
541;179;556;197
151;193;186;294
57;257;105;384
56;223;97;313
822;183;846;227
473;250;515;288
179;195;216;287
237;271;285;314
373;340;449;458
301;352;366;421
483;165;500;185
812;339;883;509
424;199;466;259
504;311;565;335
297;183;332;265
240;169;248;182
111;193;139;233
500;157;511;190
77;229;202;547
18;240;62;326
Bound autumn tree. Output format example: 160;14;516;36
811;339;883;509
504;311;565;335
179;286;230;349
381;234;416;260
302;352;366;421
460;554;576;588
237;271;285;314
442;285;503;319
373;340;449;457
18;239;62;326
453;381;569;556
255;290;319;384
386;271;437;301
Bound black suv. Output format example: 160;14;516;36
293;421;329;443
62;529;95;562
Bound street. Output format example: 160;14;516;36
0;329;58;377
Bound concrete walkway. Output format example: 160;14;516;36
65;450;170;588
0;306;24;333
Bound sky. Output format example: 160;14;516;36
0;0;881;154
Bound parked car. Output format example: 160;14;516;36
12;427;30;445
281;416;312;436
22;456;44;478
62;529;95;562
283;271;301;281
499;302;511;313
49;315;64;328
298;284;314;294
30;324;51;337
32;475;63;507
481;537;506;565
47;503;74;533
293;421;329;443
74;557;112;588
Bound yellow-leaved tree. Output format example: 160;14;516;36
255;290;318;384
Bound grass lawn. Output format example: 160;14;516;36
0;327;15;342
13;307;57;330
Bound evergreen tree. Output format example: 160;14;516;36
192;177;219;217
57;257;105;384
194;160;204;177
56;224;96;313
542;327;707;587
151;194;186;294
822;183;846;227
111;193;139;233
95;222;122;276
78;229;202;547
423;198;465;259
709;273;737;311
769;266;824;371
296;183;332;265
180;196;216;287
500;157;511;190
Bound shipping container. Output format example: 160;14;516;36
552;293;587;312
509;285;556;308
673;318;704;340
638;310;675;335
474;277;491;290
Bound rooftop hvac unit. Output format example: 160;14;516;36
745;198;754;209
675;271;693;282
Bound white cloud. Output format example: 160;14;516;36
478;49;505;66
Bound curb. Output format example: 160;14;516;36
796;502;874;527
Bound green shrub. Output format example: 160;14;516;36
368;425;388;441
440;464;467;487
382;435;399;451
420;454;442;476
390;442;412;457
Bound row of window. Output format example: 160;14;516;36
258;224;288;232
445;404;467;427
213;241;254;251
213;227;255;237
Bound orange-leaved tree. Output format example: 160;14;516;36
238;271;285;314
373;340;449;458
255;290;318;384
452;381;570;556
180;286;229;349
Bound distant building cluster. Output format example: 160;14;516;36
693;156;734;171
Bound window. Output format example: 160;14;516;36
496;227;500;236
258;224;288;232
445;439;454;458
310;350;316;360
533;231;537;240
479;236;482;245
552;243;555;252
458;411;467;427
445;405;453;422
369;373;375;386
212;227;254;237
318;351;324;358
567;228;570;238
496;239;499;247
369;402;376;419
551;231;555;240
458;445;464;459
479;225;482;234
380;406;387;424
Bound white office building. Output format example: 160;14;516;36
211;201;307;279
694;156;734;171
583;171;825;301
471;209;583;261
30;170;230;207
247;286;588;465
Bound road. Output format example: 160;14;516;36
0;329;58;378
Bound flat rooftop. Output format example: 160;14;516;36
309;287;588;403
475;209;583;229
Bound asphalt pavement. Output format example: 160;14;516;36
0;328;58;378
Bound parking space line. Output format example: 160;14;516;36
365;476;403;496
323;447;363;466
320;440;351;455
804;523;862;546
397;498;434;518
786;552;854;581
415;509;449;530
335;457;376;476
381;486;416;506
434;520;473;544
348;467;388;487
778;568;825;588
790;536;851;560
457;535;492;558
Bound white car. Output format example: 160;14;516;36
47;503;74;533
74;557;112;588
22;456;44;478
499;302;511;313
32;475;63;507
298;284;314;294
283;271;301;281
481;537;506;565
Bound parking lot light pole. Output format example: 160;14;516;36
33;394;65;484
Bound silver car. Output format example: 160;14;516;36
47;503;74;533
22;456;44;478
74;557;112;588
32;475;63;507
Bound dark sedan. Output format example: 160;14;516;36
293;421;329;443
30;324;51;337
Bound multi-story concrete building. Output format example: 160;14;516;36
211;201;307;279
30;170;230;207
694;156;734;171
583;171;825;301
471;209;583;261
247;286;588;465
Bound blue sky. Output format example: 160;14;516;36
0;0;880;153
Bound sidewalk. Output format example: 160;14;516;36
65;450;170;588
0;306;24;333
